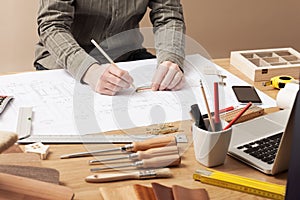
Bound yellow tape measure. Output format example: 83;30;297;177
193;169;285;200
263;75;295;89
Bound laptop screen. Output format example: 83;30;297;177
285;89;300;200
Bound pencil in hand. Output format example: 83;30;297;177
91;39;135;89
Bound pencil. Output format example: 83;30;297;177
91;39;135;89
223;102;252;130
199;80;215;132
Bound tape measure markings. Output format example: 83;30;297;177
193;169;285;200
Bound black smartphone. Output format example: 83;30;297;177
232;86;262;104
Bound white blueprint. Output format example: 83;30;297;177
0;54;276;136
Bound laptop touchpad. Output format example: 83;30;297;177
230;117;284;146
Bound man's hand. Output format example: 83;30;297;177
83;63;133;96
151;61;185;91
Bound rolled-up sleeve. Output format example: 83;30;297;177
37;0;97;81
149;0;186;69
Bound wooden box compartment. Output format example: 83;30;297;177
230;48;300;81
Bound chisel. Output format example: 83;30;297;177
60;136;176;159
90;154;181;172
85;168;173;183
89;145;179;164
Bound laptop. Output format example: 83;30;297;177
228;90;298;175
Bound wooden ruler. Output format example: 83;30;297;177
193;169;285;200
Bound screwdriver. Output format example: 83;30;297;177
90;154;181;172
85;168;173;183
60;136;176;159
89;145;179;164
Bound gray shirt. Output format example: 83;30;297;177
35;0;185;81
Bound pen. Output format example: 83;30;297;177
200;80;215;132
223;102;252;130
91;39;135;89
202;106;235;118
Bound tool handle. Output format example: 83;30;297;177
85;168;173;183
141;154;181;168
132;136;176;152
135;145;179;160
85;172;138;183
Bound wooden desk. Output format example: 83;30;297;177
25;59;287;199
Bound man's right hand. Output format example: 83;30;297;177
83;63;133;96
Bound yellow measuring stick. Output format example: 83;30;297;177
193;169;286;200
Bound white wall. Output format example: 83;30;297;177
0;0;39;73
1;0;300;73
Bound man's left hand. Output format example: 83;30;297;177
151;61;185;91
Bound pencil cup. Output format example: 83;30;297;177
192;119;232;167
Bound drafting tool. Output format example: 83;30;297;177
17;133;187;144
199;80;215;132
91;39;135;89
16;107;33;140
0;95;13;114
86;168;172;183
263;75;298;89
90;154;181;171
89;145;179;164
220;105;264;124
60;135;178;159
193;169;285;200
223;102;252;130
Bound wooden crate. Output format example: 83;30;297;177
230;48;300;81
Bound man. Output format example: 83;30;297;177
34;0;185;95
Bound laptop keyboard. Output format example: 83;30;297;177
236;132;283;164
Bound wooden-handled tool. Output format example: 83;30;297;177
0;172;74;200
90;154;181;172
89;145;179;164
86;168;172;183
60;136;177;159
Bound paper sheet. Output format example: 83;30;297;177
0;54;276;136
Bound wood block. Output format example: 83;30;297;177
0;165;59;184
220;105;264;124
230;48;300;81
2;144;23;153
0;153;41;167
